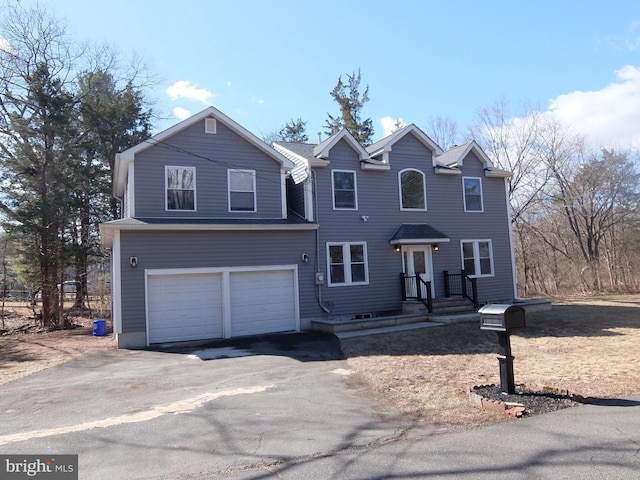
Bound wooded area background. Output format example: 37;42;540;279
1;4;638;330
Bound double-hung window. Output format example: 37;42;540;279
228;169;256;212
463;177;483;212
166;166;196;211
332;170;357;209
399;169;426;210
461;240;494;277
327;242;368;286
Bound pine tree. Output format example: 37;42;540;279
278;118;308;143
324;69;374;145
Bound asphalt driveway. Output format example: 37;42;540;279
0;333;434;479
2;332;640;479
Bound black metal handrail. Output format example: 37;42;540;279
443;270;479;309
400;273;433;313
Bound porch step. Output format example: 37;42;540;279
311;313;440;334
402;297;477;316
431;297;476;313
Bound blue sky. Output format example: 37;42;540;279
13;1;640;147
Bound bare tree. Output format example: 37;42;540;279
470;98;555;224
424;115;461;150
545;148;640;291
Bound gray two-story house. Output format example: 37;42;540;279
100;106;517;348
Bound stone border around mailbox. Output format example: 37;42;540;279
469;384;584;418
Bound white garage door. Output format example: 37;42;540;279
230;269;297;337
147;273;223;344
146;266;298;344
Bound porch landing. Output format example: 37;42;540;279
311;298;479;335
310;298;552;335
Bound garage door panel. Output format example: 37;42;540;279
147;273;223;344
230;270;296;336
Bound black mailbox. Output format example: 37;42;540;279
479;304;525;332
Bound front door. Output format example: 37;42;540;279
402;246;434;299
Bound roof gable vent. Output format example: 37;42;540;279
205;118;217;134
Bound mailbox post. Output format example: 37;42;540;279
479;304;526;394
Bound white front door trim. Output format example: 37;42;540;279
401;246;435;298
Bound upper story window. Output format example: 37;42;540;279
399;169;426;210
327;242;369;286
463;177;483;212
166;166;196;211
228;169;256;212
461;240;494;277
332;170;357;210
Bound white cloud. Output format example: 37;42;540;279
173;107;191;120
547;65;640;148
380;116;405;136
0;36;13;54
250;96;264;105
166;80;214;104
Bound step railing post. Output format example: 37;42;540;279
444;270;450;297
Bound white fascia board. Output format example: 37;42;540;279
485;168;513;178
280;170;287;218
304;180;314;221
100;222;319;236
315;129;369;160
361;162;390;171
434;166;462;175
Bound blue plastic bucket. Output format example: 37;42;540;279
93;319;106;337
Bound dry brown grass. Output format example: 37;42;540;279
340;294;640;429
0;302;115;385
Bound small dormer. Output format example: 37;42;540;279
433;141;511;178
365;124;443;167
313;129;370;161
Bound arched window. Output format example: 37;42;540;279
399;169;426;210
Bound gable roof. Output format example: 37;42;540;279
434;140;512;177
113;106;295;197
433;140;509;177
313;129;369;160
389;224;450;245
366;124;443;163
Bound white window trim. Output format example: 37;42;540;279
228;169;257;213
326;242;369;286
460;239;495;278
463;176;484;212
205;118;217;134
165;166;196;212
331;169;358;210
398;168;427;211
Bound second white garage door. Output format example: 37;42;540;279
230;269;297;336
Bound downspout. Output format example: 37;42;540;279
312;169;332;314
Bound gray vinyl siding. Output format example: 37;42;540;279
311;134;515;317
133;120;284;218
119;229;317;333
